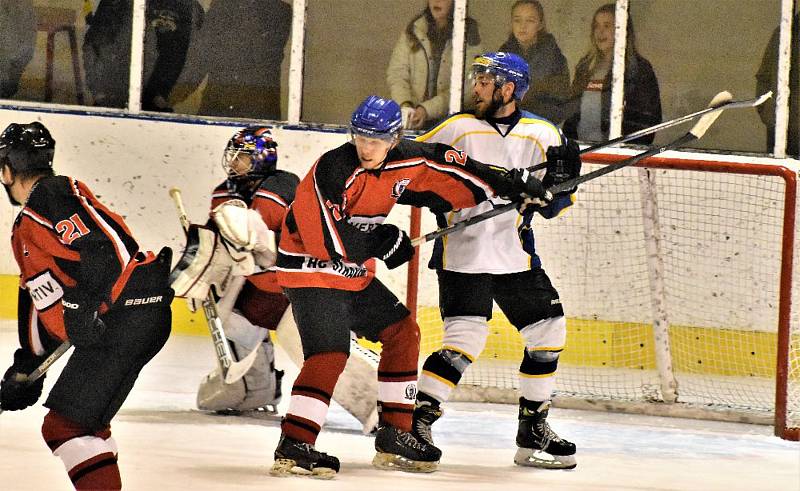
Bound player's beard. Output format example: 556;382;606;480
2;183;21;206
474;90;507;119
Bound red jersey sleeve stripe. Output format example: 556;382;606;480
312;165;347;258
422;159;495;198
254;190;288;208
69;180;132;268
21;209;54;229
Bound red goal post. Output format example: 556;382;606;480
406;153;799;441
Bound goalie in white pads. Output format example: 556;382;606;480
414;53;580;469
180;127;298;414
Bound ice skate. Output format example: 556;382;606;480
514;400;576;469
270;435;340;479
372;424;441;473
411;400;443;446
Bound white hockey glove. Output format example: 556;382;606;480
212;200;277;269
170;224;234;300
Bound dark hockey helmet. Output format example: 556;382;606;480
0;122;56;173
221;126;278;178
350;95;403;142
471;52;530;101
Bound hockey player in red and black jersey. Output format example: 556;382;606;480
195;126;299;414
269;95;553;478
0;122;173;490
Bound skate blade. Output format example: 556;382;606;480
269;458;337;479
372;452;438;473
514;447;576;470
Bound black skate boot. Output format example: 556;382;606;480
373;424;442;473
411;400;443;446
514;399;577;469
270;434;340;479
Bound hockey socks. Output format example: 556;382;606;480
41;410;121;490
281;351;347;444
375;316;420;431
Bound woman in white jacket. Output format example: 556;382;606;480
386;0;482;130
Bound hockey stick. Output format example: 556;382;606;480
526;91;773;173
411;90;766;246
0;341;72;414
169;187;259;384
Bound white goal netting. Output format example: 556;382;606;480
412;156;799;438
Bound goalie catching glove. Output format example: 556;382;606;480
211;199;277;269
171;201;278;301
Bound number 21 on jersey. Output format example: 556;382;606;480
56;214;90;244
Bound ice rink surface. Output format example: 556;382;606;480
0;323;798;491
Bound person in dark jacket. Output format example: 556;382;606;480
563;3;661;144
82;0;202;111
498;0;569;123
755;13;798;156
171;0;292;120
0;0;36;99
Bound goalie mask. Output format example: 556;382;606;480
222;127;278;198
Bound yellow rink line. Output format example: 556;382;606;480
0;274;205;336
0;276;789;378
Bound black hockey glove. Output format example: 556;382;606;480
0;349;46;411
542;138;582;194
62;289;107;347
372;223;415;270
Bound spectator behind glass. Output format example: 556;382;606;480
498;0;569;123
0;0;36;99
386;0;483;130
755;12;798;156
563;3;661;144
170;0;292;120
82;0;201;111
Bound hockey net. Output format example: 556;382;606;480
407;154;800;440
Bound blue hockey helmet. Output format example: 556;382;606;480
471;52;530;101
0;122;55;173
350;95;403;141
222;126;278;177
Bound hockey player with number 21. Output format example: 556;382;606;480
413;52;580;469
0;122;173;490
269;94;554;478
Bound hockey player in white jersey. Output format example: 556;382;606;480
414;52;580;469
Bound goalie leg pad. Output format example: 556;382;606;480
519;316;566;402
197;311;281;411
418;315;487;403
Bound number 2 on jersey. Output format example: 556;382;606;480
56;214;91;244
444;149;467;165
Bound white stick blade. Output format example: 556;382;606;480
223;345;261;384
708;91;733;108
689;91;734;138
